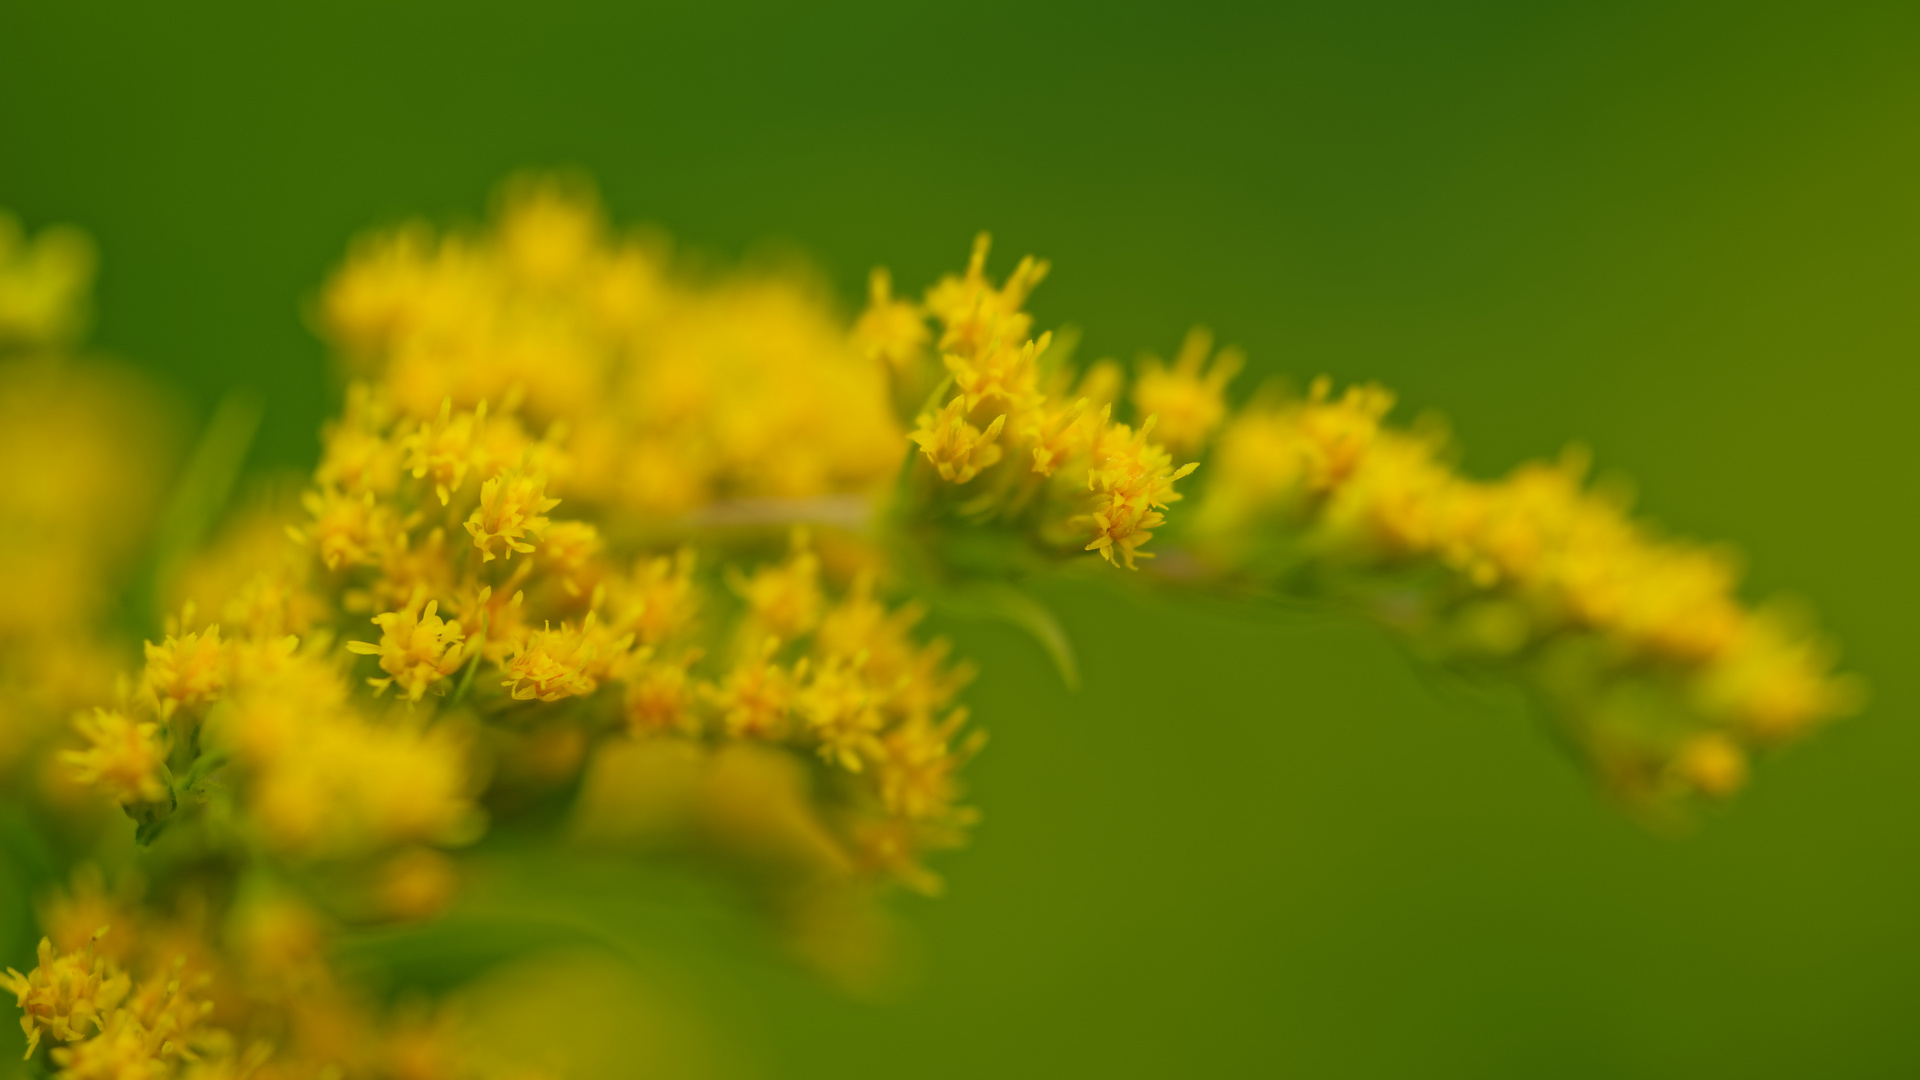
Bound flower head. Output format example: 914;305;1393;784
63;709;171;809
501;618;612;702
463;469;559;561
1130;326;1243;456
4;933;130;1058
142;622;227;720
909;397;1006;484
345;590;468;701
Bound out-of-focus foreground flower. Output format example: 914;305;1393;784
0;176;1861;1078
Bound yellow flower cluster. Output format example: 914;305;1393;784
3;931;225;1074
100;601;485;860
1188;377;1861;804
885;236;1230;568
318;175;903;519
7;872;552;1079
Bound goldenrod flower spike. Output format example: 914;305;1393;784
6;179;1865;1069
1190;373;1861;806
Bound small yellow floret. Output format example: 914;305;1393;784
923;233;1049;361
1130;326;1243;455
141;624;227;720
540;520;603;596
404;397;490;505
296;486;406;571
796;654;885;772
943;331;1050;414
1082;414;1199;569
63;709;171;809
729;534;823;641
909;397;1006;484
463;468;558;561
704;640;798;740
852;267;930;374
501;619;608;702
3;933;130;1059
345;590;468;701
875;708;984;823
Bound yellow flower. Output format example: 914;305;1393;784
141;622;228;720
851;267;929;374
403;397;490;505
204;640;347;768
613;549;701;648
923;233;1049;362
37;867;140;965
1694;612;1862;741
1082;414;1199;569
356;525;457;619
296;486;407;571
620;649;703;736
500;618;609;702
249;709;481;859
463;468;558;562
317;174;903;516
63;709;171;809
1673;733;1748;798
943;331;1050;414
909;397;1006;484
704;640;797;740
47;1009;164;1077
796;654;884;772
1130;326;1243;456
874;709;984;823
813;573;972;721
1024;395;1099;478
315;382;405;496
4;933;130;1059
729;533;823;641
345;590;468;701
539;520;603;597
444;580;530;665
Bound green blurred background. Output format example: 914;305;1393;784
3;1;1917;1075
